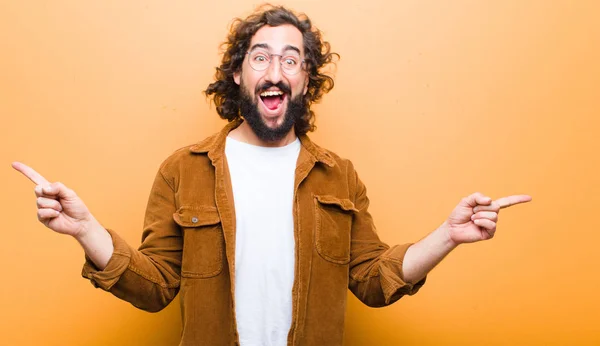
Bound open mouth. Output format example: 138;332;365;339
259;90;286;113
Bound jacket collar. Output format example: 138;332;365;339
189;119;335;167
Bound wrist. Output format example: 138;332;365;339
73;216;113;270
439;221;461;250
74;216;102;242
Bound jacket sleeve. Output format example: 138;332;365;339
347;163;426;307
81;166;182;312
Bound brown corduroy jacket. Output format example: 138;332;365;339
82;119;425;345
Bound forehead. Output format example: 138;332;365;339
249;24;304;55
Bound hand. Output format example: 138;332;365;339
446;192;532;245
12;162;97;239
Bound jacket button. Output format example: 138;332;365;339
191;217;198;223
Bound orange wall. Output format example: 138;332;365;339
2;1;599;345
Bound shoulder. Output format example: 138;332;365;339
307;138;357;174
304;138;365;200
157;131;221;178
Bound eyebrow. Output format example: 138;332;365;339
249;43;301;55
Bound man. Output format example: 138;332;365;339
13;5;531;346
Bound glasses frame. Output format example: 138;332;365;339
246;50;306;76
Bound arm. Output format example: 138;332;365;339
81;166;182;312
347;165;426;307
12;162;114;268
401;222;456;284
75;219;114;269
402;193;532;284
346;163;531;306
13;161;182;312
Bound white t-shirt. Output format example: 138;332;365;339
225;136;300;346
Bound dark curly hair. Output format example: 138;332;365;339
204;4;339;135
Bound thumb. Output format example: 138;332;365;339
461;192;492;208
42;182;78;200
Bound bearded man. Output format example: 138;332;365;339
13;5;531;346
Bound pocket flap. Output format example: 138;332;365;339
173;206;220;227
315;195;358;213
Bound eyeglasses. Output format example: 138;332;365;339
246;49;306;75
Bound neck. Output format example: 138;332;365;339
229;121;297;147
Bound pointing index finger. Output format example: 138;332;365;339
495;195;532;209
11;162;50;186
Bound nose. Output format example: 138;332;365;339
264;56;283;84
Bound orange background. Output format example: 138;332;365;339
2;1;599;345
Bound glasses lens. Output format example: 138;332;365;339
249;50;270;71
281;55;301;74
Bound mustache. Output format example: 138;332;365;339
255;82;291;95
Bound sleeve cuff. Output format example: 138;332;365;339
380;243;427;304
81;229;132;291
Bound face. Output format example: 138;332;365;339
234;24;309;141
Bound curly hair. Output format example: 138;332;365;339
204;5;339;135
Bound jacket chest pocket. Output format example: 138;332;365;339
173;206;224;278
314;195;358;265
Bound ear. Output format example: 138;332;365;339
234;70;241;85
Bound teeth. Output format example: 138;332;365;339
260;90;284;97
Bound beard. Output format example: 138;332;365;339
239;82;306;143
